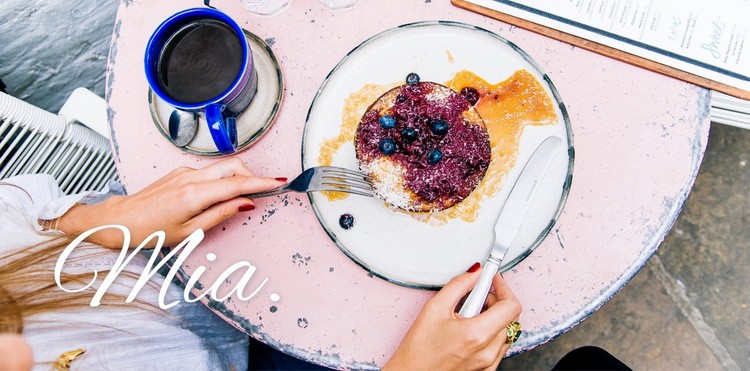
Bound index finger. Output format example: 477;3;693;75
188;176;284;211
471;274;522;334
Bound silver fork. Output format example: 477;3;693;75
242;166;375;199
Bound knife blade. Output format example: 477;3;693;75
459;136;561;318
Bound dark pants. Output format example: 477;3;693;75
552;346;631;371
248;337;331;370
249;340;629;371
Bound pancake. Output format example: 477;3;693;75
355;79;491;211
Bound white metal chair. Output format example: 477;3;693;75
711;91;750;130
0;88;118;195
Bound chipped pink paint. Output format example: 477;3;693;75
106;0;710;368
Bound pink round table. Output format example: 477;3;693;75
106;0;710;368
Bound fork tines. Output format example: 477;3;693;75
320;167;375;197
320;166;374;180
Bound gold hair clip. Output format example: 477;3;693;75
36;348;86;370
53;348;86;370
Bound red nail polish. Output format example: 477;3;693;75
274;177;288;182
467;262;481;273
238;203;255;212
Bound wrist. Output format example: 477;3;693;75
56;196;122;247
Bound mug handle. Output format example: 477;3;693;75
205;104;238;155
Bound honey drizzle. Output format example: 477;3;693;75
318;83;398;201
317;70;557;223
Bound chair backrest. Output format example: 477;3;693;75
0;91;118;195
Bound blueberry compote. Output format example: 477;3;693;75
356;82;490;210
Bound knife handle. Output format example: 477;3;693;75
458;258;501;318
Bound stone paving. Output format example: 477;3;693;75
501;123;749;370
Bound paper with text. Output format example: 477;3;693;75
468;0;750;91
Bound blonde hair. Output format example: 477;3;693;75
0;236;85;333
0;236;160;334
0;181;163;335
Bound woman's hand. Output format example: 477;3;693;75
57;157;285;248
384;266;522;371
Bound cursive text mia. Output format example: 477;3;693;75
54;225;268;309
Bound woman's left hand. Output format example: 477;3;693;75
384;267;522;370
57;157;285;248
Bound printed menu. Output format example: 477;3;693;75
462;0;750;94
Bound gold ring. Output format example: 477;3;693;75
505;321;522;344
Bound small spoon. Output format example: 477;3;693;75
168;109;198;147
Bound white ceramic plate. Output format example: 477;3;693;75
149;30;283;156
302;21;573;289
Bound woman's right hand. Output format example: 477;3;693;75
57;157;286;248
384;266;522;370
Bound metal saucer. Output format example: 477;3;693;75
148;29;283;156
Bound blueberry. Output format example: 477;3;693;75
406;73;420;84
379;115;396;129
430;119;449;135
379;138;397;155
427;149;443;164
339;213;355;230
401;127;418;143
460;87;479;105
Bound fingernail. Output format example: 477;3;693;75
274;177;288;182
466;262;481;273
238;203;255;212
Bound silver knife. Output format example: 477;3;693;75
459;136;561;318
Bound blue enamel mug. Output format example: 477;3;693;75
145;8;257;155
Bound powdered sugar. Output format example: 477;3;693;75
359;157;415;210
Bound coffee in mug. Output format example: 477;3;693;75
145;8;258;155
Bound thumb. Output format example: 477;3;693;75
187;197;256;232
431;263;483;312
